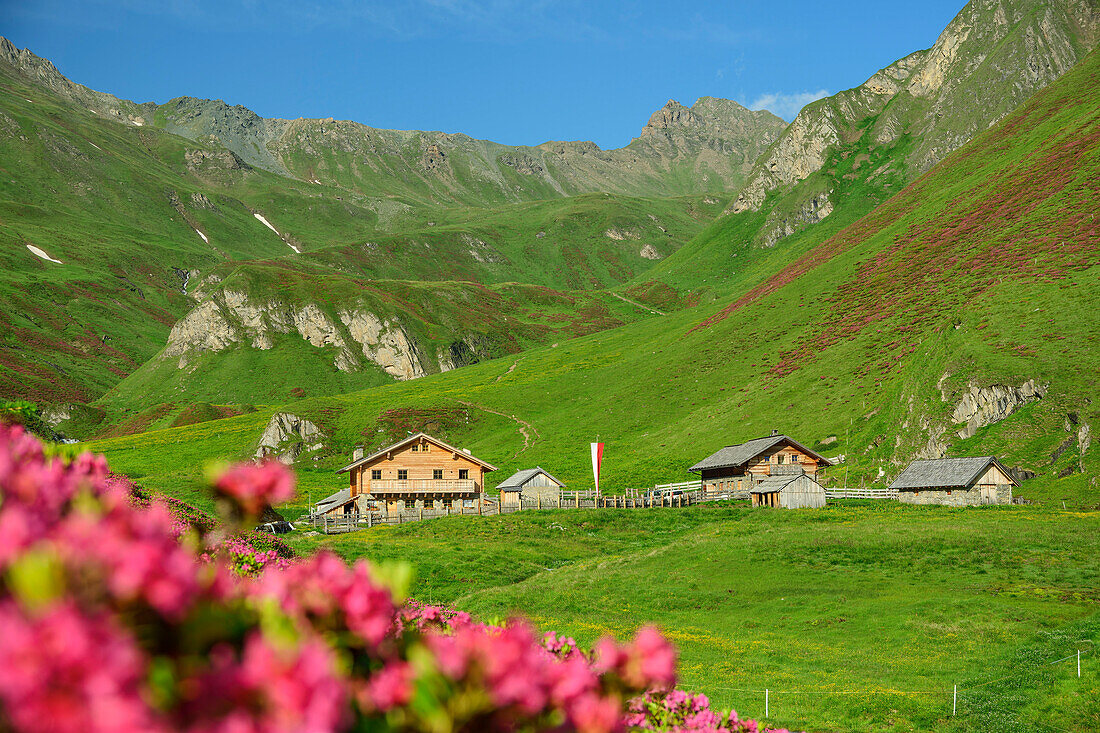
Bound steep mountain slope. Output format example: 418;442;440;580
90;46;1100;506
640;0;1099;295
0;38;733;407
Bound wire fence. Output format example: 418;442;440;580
706;643;1094;723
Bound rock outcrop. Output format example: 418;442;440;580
951;379;1047;439
338;310;426;380
255;412;325;464
163;289;428;380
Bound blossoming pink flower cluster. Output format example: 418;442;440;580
0;424;788;733
625;689;796;733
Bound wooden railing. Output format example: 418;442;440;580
367;479;478;494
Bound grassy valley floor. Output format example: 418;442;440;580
286;502;1100;733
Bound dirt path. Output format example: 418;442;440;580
457;399;539;457
609;291;666;316
494;358;521;383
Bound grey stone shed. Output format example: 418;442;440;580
890;456;1017;506
749;474;827;509
498;467;565;507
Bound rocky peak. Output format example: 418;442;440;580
644;100;698;130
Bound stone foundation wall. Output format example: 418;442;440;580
898;484;1012;506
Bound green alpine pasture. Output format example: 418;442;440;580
85;48;1100;508
282;503;1100;733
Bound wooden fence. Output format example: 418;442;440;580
823;487;898;500
300;480;899;533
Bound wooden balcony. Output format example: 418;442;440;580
367;479;478;495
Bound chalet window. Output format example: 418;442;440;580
777;455;785;464
422;443;429;452
411;445;419;452
371;469;381;480
459;469;469;480
433;469;443;480
397;470;408;480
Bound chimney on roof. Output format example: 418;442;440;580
772;429;779;436
352;446;364;461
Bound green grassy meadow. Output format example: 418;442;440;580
291;501;1100;732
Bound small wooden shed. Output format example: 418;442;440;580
750;474;827;509
498;467;565;507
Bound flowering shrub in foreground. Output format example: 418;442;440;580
0;424;793;732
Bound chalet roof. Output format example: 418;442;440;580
748;474;801;494
689;434;831;473
888;456;1019;490
315;487;354;512
497;467;566;492
336;432;498;474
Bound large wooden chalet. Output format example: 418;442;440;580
689;430;831;494
323;433;497;515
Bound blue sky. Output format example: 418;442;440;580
3;0;966;148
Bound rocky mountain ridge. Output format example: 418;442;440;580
729;0;1100;221
0;36;786;204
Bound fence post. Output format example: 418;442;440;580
952;684;956;716
765;689;769;718
1079;649;1082;677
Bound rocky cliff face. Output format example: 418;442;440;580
728;0;1099;237
165;289;429;380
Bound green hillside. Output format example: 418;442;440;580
86;45;1100;507
640;0;1099;302
0;45;725;407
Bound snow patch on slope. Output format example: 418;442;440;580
253;212;300;253
254;213;280;234
194;228;209;244
27;245;62;264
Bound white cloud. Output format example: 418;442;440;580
744;89;829;121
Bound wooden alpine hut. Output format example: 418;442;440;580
890;456;1017;506
331;433;497;514
689;430;831;494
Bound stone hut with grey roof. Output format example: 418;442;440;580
689;430;831;495
497;467;565;507
889;456;1017;506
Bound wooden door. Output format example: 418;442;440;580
979;486;996;505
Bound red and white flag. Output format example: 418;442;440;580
591;442;603;495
